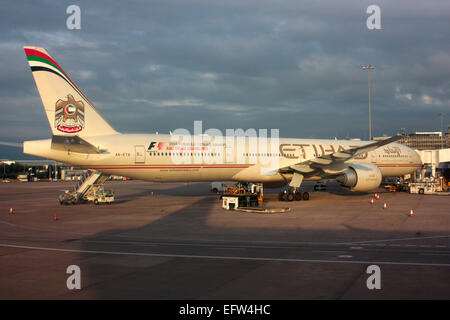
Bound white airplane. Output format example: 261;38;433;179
23;46;422;198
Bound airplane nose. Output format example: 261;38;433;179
413;149;422;166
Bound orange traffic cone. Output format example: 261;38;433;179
370;198;374;206
383;203;387;210
409;209;414;217
53;213;58;221
9;207;13;215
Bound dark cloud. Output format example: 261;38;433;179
0;0;449;158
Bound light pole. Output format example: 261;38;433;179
439;113;445;149
362;64;375;140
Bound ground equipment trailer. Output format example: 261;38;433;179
222;194;260;210
59;187;115;205
86;188;115;205
409;180;443;195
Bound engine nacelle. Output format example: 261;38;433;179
336;162;382;192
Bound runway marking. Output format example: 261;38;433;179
84;239;307;250
313;250;346;253
1;243;449;267
1;220;448;251
81;240;450;251
341;234;450;245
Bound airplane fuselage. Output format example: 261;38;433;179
24;134;423;185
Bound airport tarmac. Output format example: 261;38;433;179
0;180;449;299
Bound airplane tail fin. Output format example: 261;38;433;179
24;46;118;137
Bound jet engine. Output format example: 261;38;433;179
336;162;382;192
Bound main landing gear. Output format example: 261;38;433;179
279;172;310;201
279;188;310;202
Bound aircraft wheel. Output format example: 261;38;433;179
295;192;302;201
286;192;294;201
279;191;286;201
302;192;310;201
94;199;99;205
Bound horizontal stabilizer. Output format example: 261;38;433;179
0;141;22;148
51;135;100;154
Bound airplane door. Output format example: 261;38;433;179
225;146;234;163
370;151;377;164
135;145;146;163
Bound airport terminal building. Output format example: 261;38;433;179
375;127;450;150
398;131;449;150
374;126;450;150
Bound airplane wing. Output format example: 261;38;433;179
278;135;403;186
323;135;403;162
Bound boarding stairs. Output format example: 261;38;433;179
74;170;110;201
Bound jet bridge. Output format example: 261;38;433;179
417;148;450;178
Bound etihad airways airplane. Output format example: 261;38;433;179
22;46;422;196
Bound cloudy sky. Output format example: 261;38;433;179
1;0;449;158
